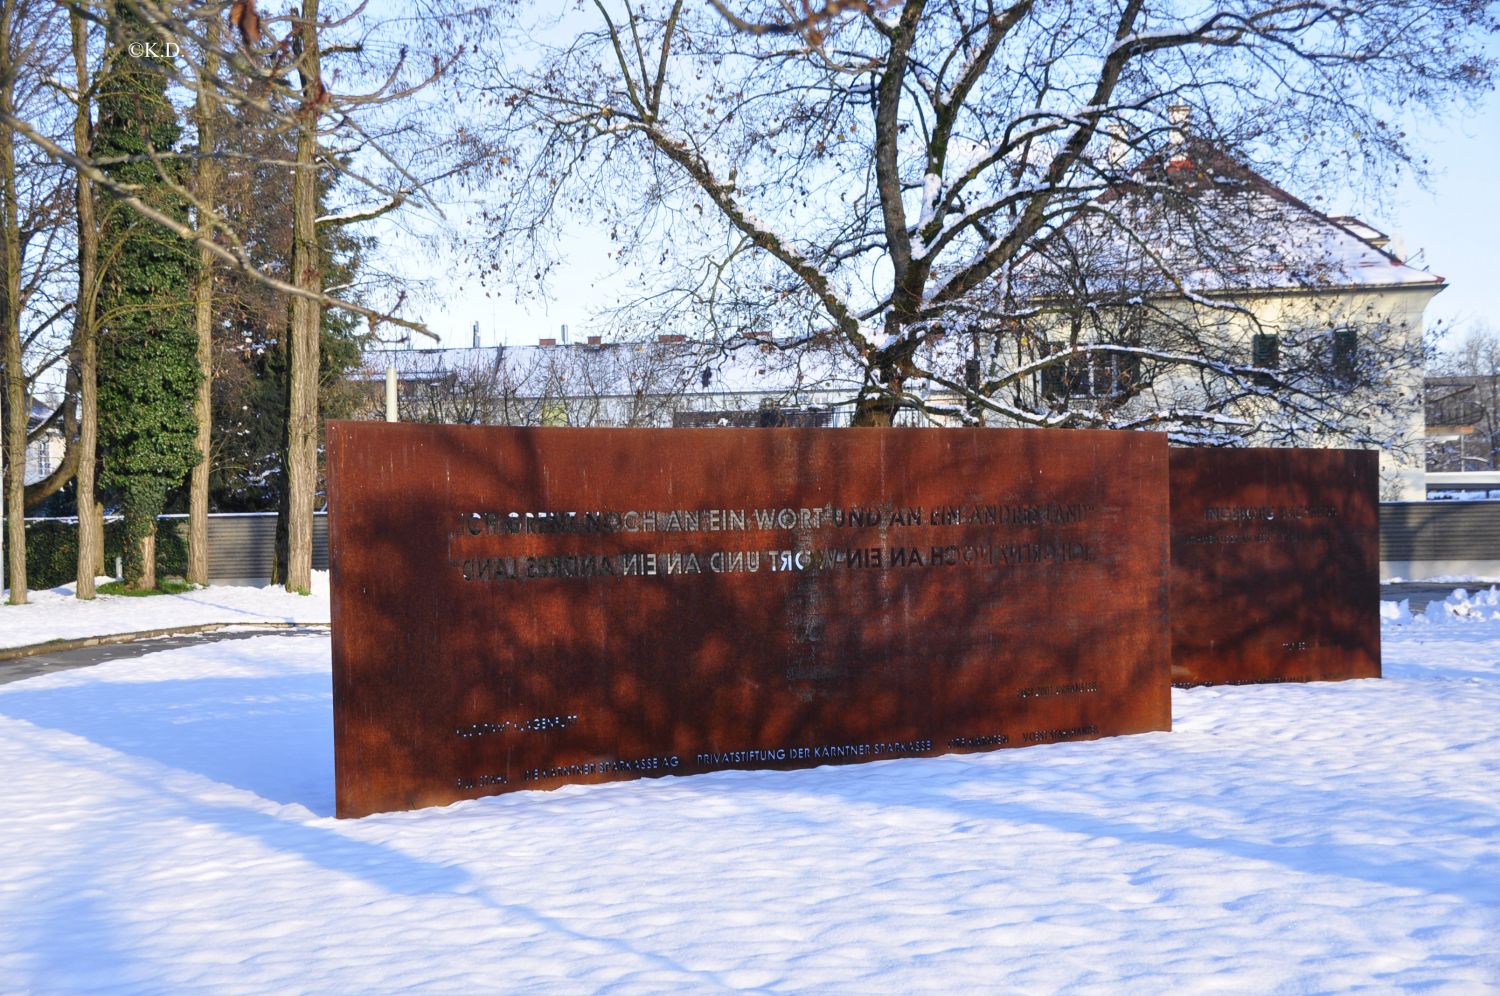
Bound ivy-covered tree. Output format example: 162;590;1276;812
94;7;200;590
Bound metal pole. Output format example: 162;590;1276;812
385;366;398;422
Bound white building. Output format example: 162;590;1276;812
23;399;65;486
966;143;1444;499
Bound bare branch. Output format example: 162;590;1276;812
1;107;434;338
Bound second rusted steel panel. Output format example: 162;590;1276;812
329;424;1172;818
1168;447;1380;687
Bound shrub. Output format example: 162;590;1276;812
24;518;188;590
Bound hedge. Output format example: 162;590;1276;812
23;518;189;590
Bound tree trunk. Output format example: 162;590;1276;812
90;499;104;580
187;18;221;587
851;399;899;426
851;332;911;427
122;490;158;591
71;7;99;599
0;0;26;604
21;367;77;510
136;529;155;591
273;342;289;585
283;0;322;594
852;390;899;427
273;471;289;585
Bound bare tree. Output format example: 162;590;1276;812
386;347;537;426
34;0;473;591
0;1;480;594
213;0;473;590
2;1;445;341
0;0;22;603
1;0;72;604
380;340;703;428
471;0;1492;444
279;0;323;593
186;11;220;587
610;341;703;426
1428;324;1500;473
70;3;100;597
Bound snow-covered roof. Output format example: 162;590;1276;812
26;399;59;436
1016;144;1443;301
364;336;863;400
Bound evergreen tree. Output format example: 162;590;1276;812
94;7;200;589
207;103;371;513
210;227;369;514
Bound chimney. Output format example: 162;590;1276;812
587;335;602;346
539;337;556;347
1107;124;1130;169
1168;104;1190;146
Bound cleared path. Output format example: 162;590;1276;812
0;626;329;686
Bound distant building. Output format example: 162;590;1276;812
1426;377;1493;470
360;335;863;429
1423;376;1500;499
23;399;65;486
990;140;1444;499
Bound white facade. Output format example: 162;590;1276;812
23;400;65;487
975;161;1444;499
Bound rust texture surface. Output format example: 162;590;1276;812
328;423;1172;818
1168;447;1380;687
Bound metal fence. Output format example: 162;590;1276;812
155;512;329;586
1379;500;1500;581
175;501;1500;584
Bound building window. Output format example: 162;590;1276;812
1251;333;1279;386
1039;343;1141;400
1252;333;1280;369
27;440;51;481
1039;343;1068;399
1331;328;1357;385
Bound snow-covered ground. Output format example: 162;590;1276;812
1;588;1498;992
0;574;330;651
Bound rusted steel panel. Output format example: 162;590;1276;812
1168;447;1380;687
328;423;1171;818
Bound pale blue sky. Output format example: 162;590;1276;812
1379;85;1500;341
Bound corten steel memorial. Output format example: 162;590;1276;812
328;423;1172;818
1168;447;1380;687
